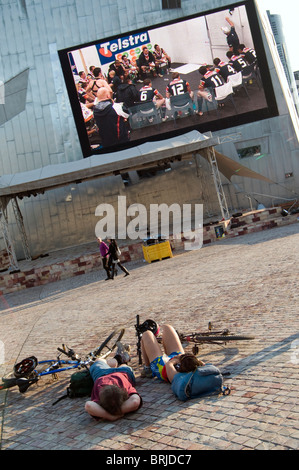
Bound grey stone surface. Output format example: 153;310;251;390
0;223;298;450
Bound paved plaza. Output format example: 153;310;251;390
0;223;298;451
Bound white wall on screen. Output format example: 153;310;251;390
149;16;212;65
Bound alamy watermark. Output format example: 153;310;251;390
95;196;203;251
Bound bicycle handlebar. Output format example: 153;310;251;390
57;345;80;361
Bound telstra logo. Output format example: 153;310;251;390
96;32;149;63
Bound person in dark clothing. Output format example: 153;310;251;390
226;51;253;78
108;70;122;89
108;70;123;99
121;55;139;82
138;46;157;79
93;88;130;148
108;60;126;78
198;66;224;90
153;44;171;75
116;77;140;108
107;238;130;278
196;65;224;115
213;57;237;82
222;17;240;55
237;44;257;65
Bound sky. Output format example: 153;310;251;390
256;0;299;72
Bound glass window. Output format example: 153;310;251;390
162;0;181;9
237;145;262;159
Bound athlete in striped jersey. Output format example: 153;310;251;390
196;65;224;115
226;51;253;78
237;44;257;65
198;66;224;90
138;78;165;109
213;58;237;82
166;72;193;98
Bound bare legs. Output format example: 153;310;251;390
94;357;118;368
141;324;185;366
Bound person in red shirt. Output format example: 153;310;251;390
85;349;142;421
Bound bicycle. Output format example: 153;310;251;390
135;315;254;365
0;327;125;394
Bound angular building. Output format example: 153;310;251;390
0;0;298;265
266;10;299;112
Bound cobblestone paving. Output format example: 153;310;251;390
0;224;298;451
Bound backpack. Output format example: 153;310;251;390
116;247;121;257
67;369;94;398
171;364;230;401
52;369;94;405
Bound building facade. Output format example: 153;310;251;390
0;0;298;260
266;10;299;113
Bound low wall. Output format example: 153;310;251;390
0;207;297;295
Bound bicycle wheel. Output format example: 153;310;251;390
90;328;125;359
0;376;17;391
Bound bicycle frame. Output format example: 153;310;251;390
34;359;82;377
179;330;230;342
1;327;125;394
135;316;254;364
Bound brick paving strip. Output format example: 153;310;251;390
0;223;298;450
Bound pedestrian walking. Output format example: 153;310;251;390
97;237;112;280
107;238;130;278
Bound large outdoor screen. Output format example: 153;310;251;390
58;0;278;158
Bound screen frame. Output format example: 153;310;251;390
58;0;278;158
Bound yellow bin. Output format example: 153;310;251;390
143;241;173;263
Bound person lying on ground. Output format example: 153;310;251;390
140;323;204;382
85;343;142;421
